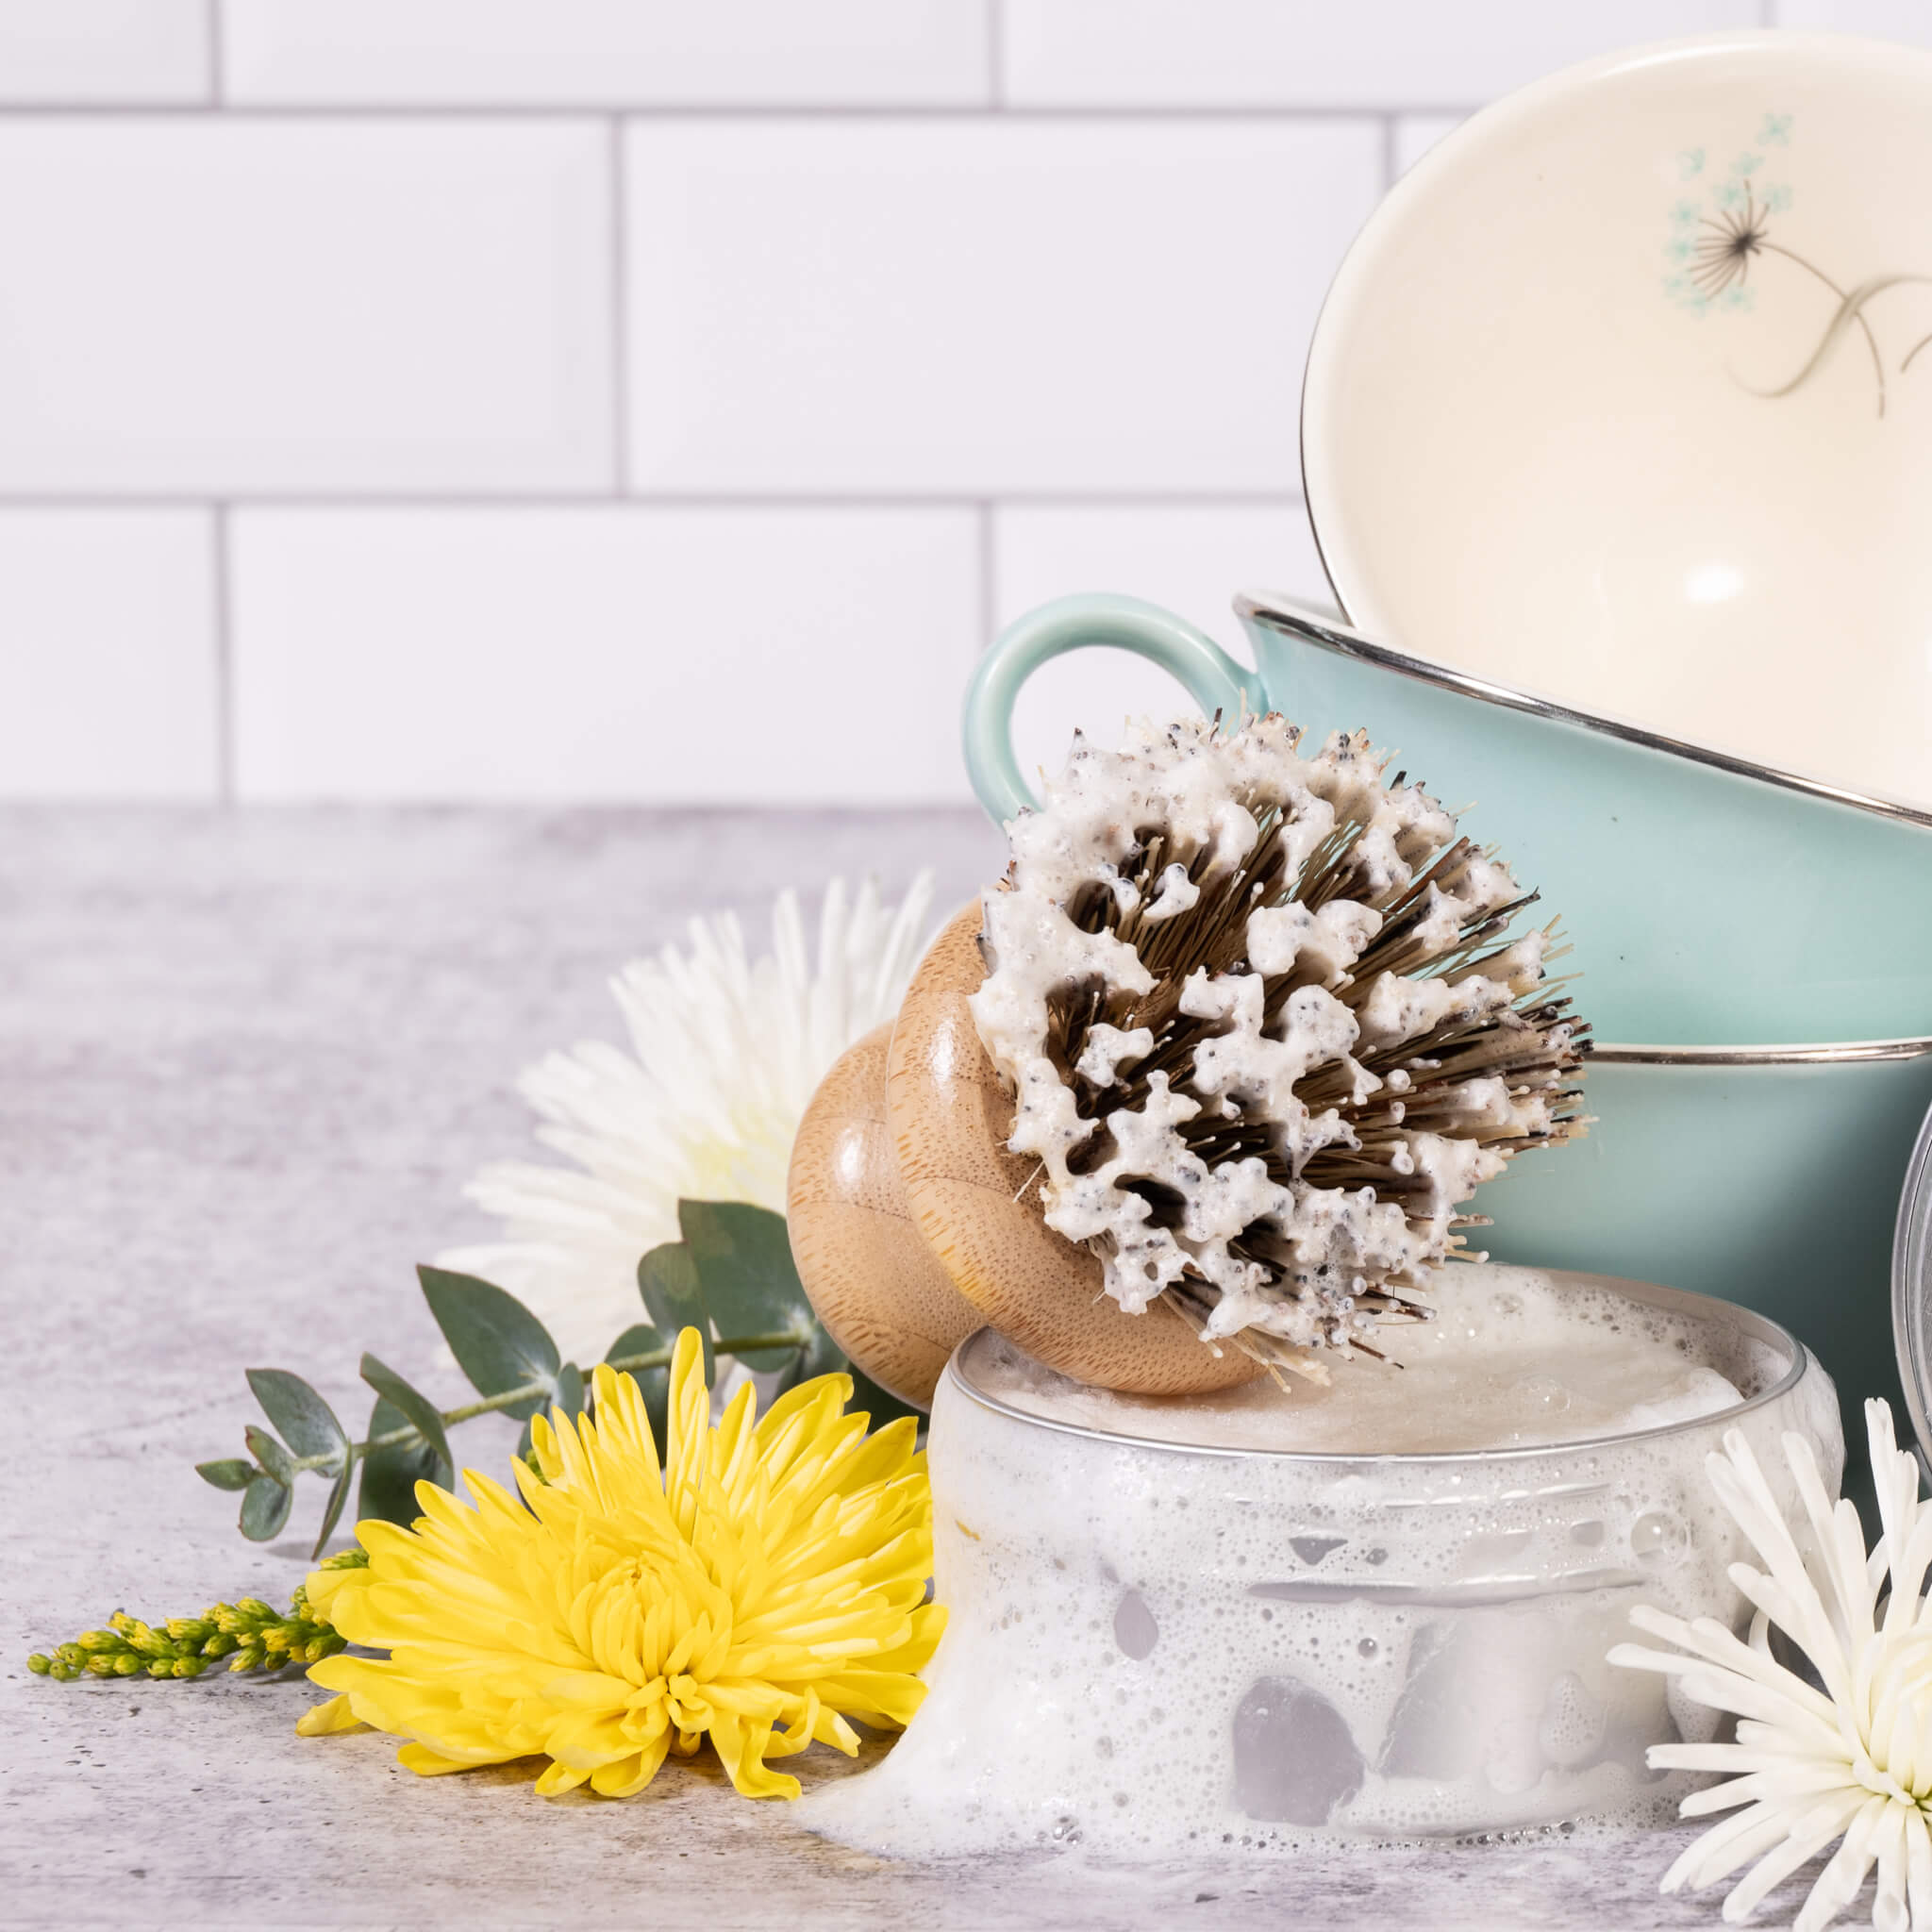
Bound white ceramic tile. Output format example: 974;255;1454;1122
0;0;207;102
991;500;1333;789
0;510;215;797
1772;0;1932;42
1001;0;1758;107
224;0;990;105
0;122;610;493
1393;113;1468;179
625;120;1379;493
230;508;981;802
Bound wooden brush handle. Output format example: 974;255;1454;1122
884;905;1265;1398
785;1022;979;1407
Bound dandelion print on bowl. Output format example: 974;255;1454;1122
1301;32;1932;812
1663;130;1929;418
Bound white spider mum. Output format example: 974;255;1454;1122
440;874;934;1364
1610;1400;1932;1932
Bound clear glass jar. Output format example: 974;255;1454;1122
803;1275;1840;1853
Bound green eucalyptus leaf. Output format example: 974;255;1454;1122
245;1368;348;1474
358;1355;453;1475
604;1323;661;1373
358;1395;447;1527
678;1200;812;1371
312;1453;355;1559
416;1266;561;1421
554;1362;585;1419
846;1364;925;1431
243;1424;296;1485
196;1457;256;1491
239;1474;291;1541
774;1316;847;1397
638;1242;713;1384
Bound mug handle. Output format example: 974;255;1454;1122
962;592;1267;824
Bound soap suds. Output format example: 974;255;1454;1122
799;1266;1842;1857
978;1269;1745;1455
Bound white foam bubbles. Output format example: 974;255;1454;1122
799;1266;1842;1857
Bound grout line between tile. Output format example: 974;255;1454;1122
0;102;1446;124
211;504;234;807
0;490;1309;510
607;119;630;492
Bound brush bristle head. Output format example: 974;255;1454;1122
967;714;1590;1374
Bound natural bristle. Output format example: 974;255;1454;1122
967;714;1589;1374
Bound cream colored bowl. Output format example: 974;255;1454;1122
1301;31;1932;810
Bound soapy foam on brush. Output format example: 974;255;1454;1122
966;714;1584;1364
800;1265;1840;1857
977;1267;1744;1454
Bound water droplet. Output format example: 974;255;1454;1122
1357;1637;1378;1658
1631;1511;1687;1563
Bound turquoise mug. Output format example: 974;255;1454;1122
963;591;1932;1047
962;590;1932;1478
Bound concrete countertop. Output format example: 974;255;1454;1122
0;808;1793;1930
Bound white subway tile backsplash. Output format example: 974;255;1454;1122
0;0;207;103
625;120;1379;494
0;509;215;797
2;9;1924;804
1001;0;1758;108
224;0;991;107
1393;113;1468;178
1772;0;1932;42
991;500;1332;795
230;508;981;801
0;122;611;494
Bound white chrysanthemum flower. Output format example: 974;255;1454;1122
1610;1400;1932;1932
440;874;935;1365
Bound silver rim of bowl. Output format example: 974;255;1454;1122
945;1274;1810;1466
1234;591;1932;834
1595;1040;1932;1065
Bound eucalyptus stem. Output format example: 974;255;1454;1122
283;1330;808;1476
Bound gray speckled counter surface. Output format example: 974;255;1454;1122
0;808;1797;1930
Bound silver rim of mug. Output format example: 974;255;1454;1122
1234;591;1932;834
1596;1040;1932;1065
945;1278;1810;1468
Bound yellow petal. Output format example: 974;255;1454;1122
293;1692;365;1738
534;1758;591;1797
397;1742;506;1777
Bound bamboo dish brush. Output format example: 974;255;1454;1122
787;714;1590;1404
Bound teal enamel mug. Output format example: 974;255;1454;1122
962;591;1932;1047
961;592;1932;1460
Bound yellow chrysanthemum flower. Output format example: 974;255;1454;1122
295;1328;942;1800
